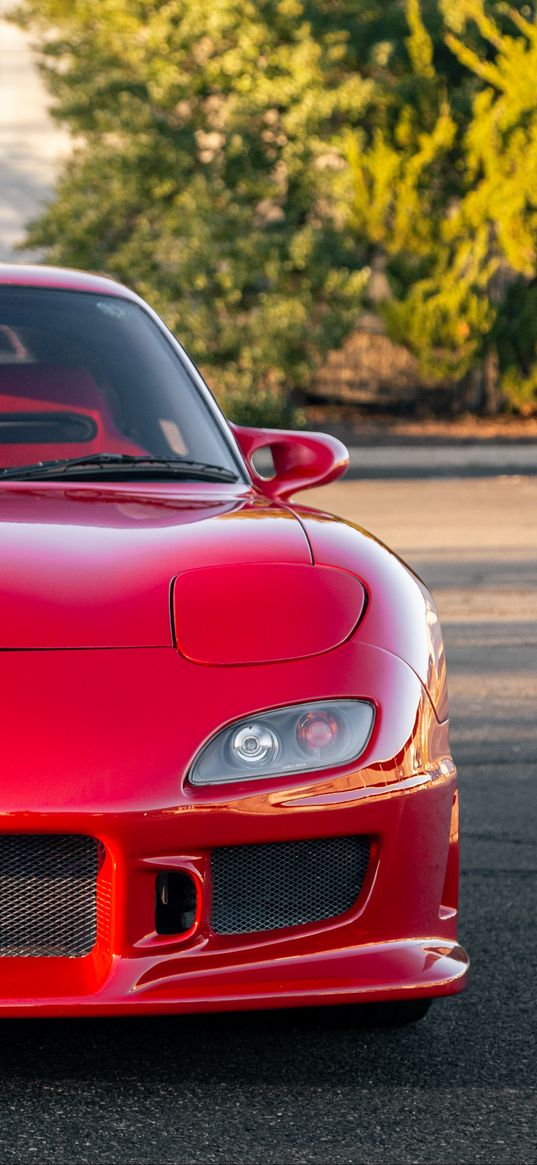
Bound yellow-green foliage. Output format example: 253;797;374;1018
347;0;537;412
446;3;537;279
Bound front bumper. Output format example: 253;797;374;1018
0;646;469;1015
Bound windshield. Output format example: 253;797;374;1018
0;287;240;478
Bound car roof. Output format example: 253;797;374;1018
0;264;139;301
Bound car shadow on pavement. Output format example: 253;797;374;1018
0;992;502;1090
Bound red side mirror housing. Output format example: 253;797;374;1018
229;423;349;500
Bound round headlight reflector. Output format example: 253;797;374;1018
230;723;280;767
296;709;343;756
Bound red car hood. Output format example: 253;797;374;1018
0;483;313;649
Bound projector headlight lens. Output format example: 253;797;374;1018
230;723;280;767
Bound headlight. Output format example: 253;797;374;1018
189;699;375;786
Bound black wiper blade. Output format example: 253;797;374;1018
0;453;239;483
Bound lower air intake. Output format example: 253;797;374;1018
210;835;371;935
0;834;103;958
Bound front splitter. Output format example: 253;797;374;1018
0;938;469;1017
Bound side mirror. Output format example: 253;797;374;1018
229;423;349;500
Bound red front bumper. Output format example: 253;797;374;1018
0;646;469;1015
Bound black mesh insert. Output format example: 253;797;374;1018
210;835;371;935
0;835;102;957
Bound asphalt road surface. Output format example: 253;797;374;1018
0;474;535;1165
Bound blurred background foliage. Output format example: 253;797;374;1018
10;0;537;421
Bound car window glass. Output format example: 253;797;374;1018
0;288;237;473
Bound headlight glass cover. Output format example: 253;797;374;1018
189;699;375;786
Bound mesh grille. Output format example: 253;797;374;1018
210;835;370;935
0;835;102;958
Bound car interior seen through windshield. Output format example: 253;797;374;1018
0;288;239;480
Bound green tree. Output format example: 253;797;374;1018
346;0;537;414
12;0;373;422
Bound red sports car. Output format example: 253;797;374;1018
0;265;468;1023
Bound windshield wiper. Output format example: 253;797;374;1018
0;453;239;483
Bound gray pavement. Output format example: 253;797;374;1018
343;442;537;478
0;474;535;1164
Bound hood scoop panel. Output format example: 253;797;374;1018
174;563;365;665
